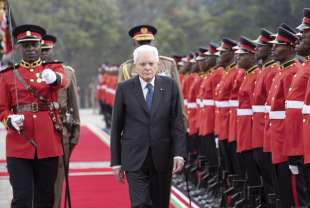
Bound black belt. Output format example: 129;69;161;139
13;102;59;113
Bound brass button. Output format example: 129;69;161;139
29;69;34;72
269;123;272;127
30;79;34;82
33;115;37;118
303;119;306;123
289;88;292;91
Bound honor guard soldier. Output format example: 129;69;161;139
252;28;278;205
268;26;301;207
300;8;310;190
281;12;310;206
0;24;67;208
213;38;239;175
195;43;223;190
234;36;262;206
41;34;81;208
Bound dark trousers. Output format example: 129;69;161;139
240;150;261;186
126;150;172;208
200;133;218;167
227;141;244;178
274;162;294;208
219;139;233;174
288;156;310;207
7;156;59;208
253;149;276;200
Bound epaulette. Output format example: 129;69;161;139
63;65;75;72
43;59;63;65
123;59;133;64
0;64;18;73
159;55;175;62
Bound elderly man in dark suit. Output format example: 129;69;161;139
111;45;187;208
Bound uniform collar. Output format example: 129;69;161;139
246;65;258;74
225;62;236;71
262;60;276;68
20;58;42;69
280;58;296;69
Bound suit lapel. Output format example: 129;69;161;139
133;76;149;115
151;76;162;117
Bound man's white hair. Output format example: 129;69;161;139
133;45;159;64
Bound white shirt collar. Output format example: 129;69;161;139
139;76;155;89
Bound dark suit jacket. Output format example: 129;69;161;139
110;75;186;172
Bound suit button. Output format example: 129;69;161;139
33;115;37;118
269;123;272;127
289;88;292;91
30;69;34;72
303;119;306;123
30;79;34;82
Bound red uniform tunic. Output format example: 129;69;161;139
196;68;224;136
269;60;300;164
252;61;278;149
187;74;202;135
182;73;197;132
214;65;239;140
228;67;245;142
283;60;307;156
263;64;280;152
301;58;310;163
236;67;259;152
0;62;67;159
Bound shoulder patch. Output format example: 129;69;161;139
159;55;174;62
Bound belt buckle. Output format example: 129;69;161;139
31;103;39;112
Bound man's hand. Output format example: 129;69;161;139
172;158;185;175
112;167;126;183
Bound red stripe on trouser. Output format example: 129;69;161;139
291;175;299;208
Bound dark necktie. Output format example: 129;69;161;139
145;83;154;111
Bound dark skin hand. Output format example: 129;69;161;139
19;41;41;62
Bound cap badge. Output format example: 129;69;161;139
140;27;148;34
26;31;31;36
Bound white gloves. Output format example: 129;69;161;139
7;114;25;131
41;68;57;84
288;165;299;175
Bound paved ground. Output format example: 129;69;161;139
0;108;105;208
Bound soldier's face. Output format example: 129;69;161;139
219;50;233;65
135;51;158;82
41;48;53;61
237;53;255;69
19;41;41;62
296;30;310;57
255;45;272;61
272;44;292;62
